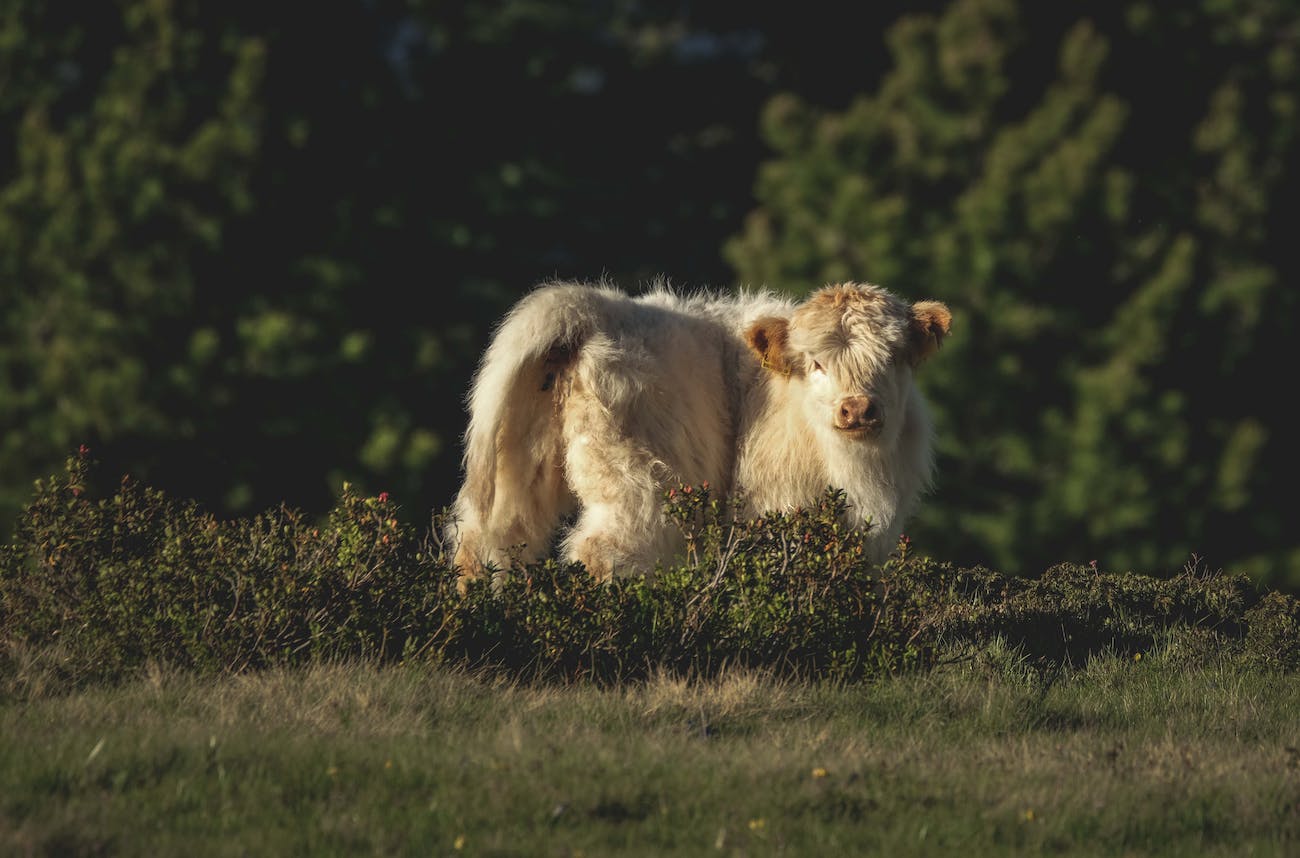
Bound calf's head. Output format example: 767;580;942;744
746;283;951;444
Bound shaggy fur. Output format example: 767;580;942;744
448;279;951;590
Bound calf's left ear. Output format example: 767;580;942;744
909;301;952;364
745;316;798;377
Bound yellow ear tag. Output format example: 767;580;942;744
760;356;791;377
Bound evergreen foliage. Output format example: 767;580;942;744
727;0;1300;586
2;1;1296;588
3;0;859;533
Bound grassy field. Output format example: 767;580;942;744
3;460;1297;854
3;644;1298;857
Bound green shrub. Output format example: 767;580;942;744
1;451;1297;690
422;484;939;681
0;449;449;685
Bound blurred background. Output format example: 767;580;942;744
2;0;1296;589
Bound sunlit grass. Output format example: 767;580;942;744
3;646;1297;856
3;458;1297;853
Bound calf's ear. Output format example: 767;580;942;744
909;301;952;364
745;316;798;376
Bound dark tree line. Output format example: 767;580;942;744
3;0;1296;588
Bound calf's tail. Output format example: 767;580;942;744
448;284;601;577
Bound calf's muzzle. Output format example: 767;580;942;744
834;395;882;434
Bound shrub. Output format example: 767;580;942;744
1;451;1297;690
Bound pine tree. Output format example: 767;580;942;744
727;0;1300;587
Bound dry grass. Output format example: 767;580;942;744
2;644;1298;856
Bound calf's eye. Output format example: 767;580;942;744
811;359;824;373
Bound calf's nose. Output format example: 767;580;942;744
835;395;881;431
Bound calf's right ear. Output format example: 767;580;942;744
909;301;952;364
745;317;797;376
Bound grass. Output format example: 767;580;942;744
3;644;1298;856
3;456;1298;854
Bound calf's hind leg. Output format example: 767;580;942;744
452;419;574;592
559;398;675;581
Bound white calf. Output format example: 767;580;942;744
448;280;950;589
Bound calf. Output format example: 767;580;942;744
448;280;951;590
